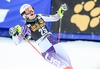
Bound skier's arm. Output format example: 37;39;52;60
9;25;23;45
38;3;68;22
11;34;23;45
38;13;60;22
9;25;31;45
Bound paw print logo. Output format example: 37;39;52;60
70;0;100;31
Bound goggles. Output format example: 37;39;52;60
25;10;34;15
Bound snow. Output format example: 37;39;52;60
0;37;100;69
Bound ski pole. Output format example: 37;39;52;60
58;3;68;42
27;40;42;56
58;17;63;42
22;35;42;57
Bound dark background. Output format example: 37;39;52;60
51;0;100;34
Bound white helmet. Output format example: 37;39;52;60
20;4;31;15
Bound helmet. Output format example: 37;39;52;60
20;4;31;15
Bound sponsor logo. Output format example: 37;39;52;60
45;53;66;69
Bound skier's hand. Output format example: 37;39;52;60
23;34;31;41
15;25;22;34
57;3;68;18
9;25;22;36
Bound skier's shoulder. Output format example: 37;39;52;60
20;24;29;31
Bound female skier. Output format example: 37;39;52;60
9;4;73;69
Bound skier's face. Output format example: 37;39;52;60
24;6;35;19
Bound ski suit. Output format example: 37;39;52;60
12;13;72;69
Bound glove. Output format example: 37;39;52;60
57;3;68;18
9;25;22;36
23;34;31;40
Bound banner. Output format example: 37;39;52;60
0;0;51;37
0;0;51;28
51;0;100;40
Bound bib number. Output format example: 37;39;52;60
38;26;48;36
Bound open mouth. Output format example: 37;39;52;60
30;14;34;16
